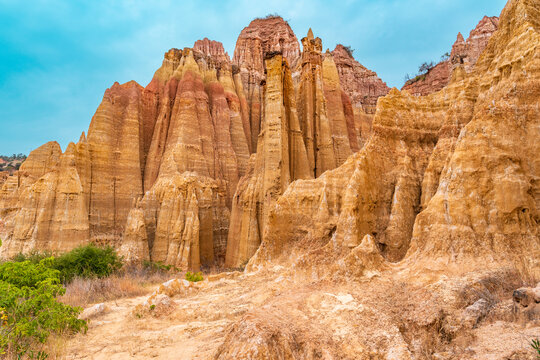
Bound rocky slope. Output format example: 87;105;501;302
247;0;539;276
0;47;249;270
403;16;499;96
217;1;540;355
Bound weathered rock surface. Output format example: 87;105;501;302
1;0;537;299
513;283;540;309
233;16;301;152
0;46;249;268
403;16;499;96
225;30;364;267
10;1;537;358
332;44;390;115
247;0;539;278
0;13;390;267
332;44;390;146
450;16;500;73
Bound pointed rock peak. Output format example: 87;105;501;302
456;32;465;43
358;234;378;254
233;13;300;68
122;80;143;89
333;44;355;59
193;38;229;62
307;28;314;40
64;142;77;155
79;132;87;143
473;15;500;33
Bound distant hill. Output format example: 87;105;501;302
0;153;27;174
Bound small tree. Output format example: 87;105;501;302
418;61;435;75
343;45;354;57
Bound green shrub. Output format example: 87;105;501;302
143;260;174;272
343;45;354;57
0;259;87;358
185;271;203;282
52;244;123;283
531;338;540;357
12;250;53;264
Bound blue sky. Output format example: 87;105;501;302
0;0;507;155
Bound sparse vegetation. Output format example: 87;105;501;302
530;338;540;358
0;245;176;356
143;260;178;273
185;271;204;282
13;244;123;284
263;13;280;19
51;244;123;283
254;13;282;21
418;61;436;75
440;52;450;62
0;154;26;174
59;266;171;308
12;250;53;264
0;258;87;359
343;45;354;57
404;60;436;86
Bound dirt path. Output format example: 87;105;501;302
64;272;277;359
63;269;540;359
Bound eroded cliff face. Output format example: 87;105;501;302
403;16;499;96
0;45;250;269
1;3;537;283
2;2;539;358
0;17;386;269
225;30;365;268
332;44;390;146
232;16;301;152
245;0;539;278
213;3;540;356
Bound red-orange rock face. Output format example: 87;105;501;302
401;61;451;97
331;44;390;146
450;16;500;72
233;16;301;152
403;16;499;96
193;38;230;63
331;44;390;115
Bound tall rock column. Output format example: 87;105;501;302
233;16;301;152
225;54;311;267
296;30;336;177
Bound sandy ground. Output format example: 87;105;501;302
63;269;540;359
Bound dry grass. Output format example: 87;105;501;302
60;265;175;308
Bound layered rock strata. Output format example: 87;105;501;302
233;16;301;152
331;44;390;146
0;46;251;270
0;17;387;269
246;0;539;277
225;30;362;267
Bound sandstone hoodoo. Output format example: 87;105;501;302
232;15;302;152
1;4;538;275
2;0;540;358
0;17;384;271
